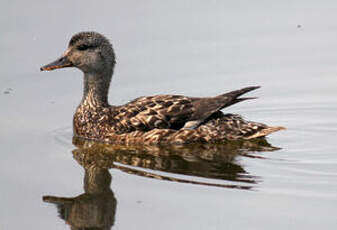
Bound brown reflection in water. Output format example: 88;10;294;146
72;137;280;189
43;137;280;229
43;166;116;230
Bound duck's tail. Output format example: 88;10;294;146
217;86;261;108
245;126;286;139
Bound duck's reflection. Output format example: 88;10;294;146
43;166;116;230
72;137;279;188
43;137;280;229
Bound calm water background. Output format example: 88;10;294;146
1;0;337;229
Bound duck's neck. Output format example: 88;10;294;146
84;167;112;194
82;71;112;107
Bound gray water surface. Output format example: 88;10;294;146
1;0;337;229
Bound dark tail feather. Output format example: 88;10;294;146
217;86;260;108
219;86;260;98
226;97;256;107
234;96;258;102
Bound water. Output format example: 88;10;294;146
1;0;337;229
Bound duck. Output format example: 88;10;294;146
41;31;285;145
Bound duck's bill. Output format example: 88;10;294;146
40;56;73;71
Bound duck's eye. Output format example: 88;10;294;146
77;44;91;51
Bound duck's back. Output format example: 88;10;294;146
73;94;196;140
112;95;196;131
73;86;284;144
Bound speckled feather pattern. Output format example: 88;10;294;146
42;32;285;145
73;88;284;145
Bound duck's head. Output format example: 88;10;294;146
41;32;116;75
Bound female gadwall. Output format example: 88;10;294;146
41;32;284;144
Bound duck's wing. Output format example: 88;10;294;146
186;86;260;128
114;86;260;131
114;95;195;131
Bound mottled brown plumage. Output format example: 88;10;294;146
41;32;285;145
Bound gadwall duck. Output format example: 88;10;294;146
41;32;284;144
